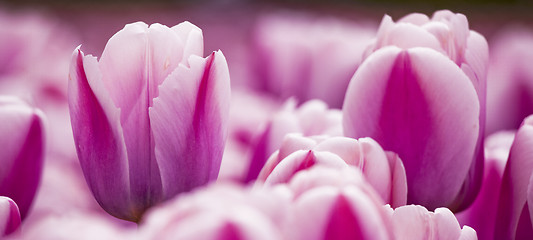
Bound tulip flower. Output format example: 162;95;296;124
252;13;376;108
486;28;533;135
68;21;230;222
258;134;407;207
495;116;533;239
456;131;514;240
284;182;393;240
355;10;488;211
343;46;481;211
140;183;291;240
0;196;21;237
0;96;45;219
387;205;477;240
245;99;342;182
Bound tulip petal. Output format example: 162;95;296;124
496;116;533;239
386;152;408;208
343;46;480;209
150;51;230;199
68;48;133;220
0;196;21;236
0;97;44;219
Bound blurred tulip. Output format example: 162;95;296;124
456;131;514;240
252;13;376;108
68;21;230;222
284;180;393;240
140;183;291;240
218;89;281;182
245;99;342;183
258;134;407;207
387;205;477;240
15;212;135;240
343;46;481;211
0;96;45;219
486;28;533;134
0;197;21;237
495;116;533;239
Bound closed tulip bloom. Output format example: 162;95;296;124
388;205;477;240
68;21;230;222
495;116;533;239
360;10;488;210
0;196;21;237
343;46;480;210
258;134;407;207
0;96;45;219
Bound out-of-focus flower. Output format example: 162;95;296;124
495;116;533;239
456;131;514;240
244;99;342;183
284;167;394;240
252;13;376;108
386;205;477;240
0;96;45;219
343;45;481;211
218;89;281;182
0;10;77;102
258;134;407;207
486;28;533;135
0;197;21;237
68;21;230;222
140;183;291;240
14;212;135;240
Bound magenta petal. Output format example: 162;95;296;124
0;197;21;236
343;46;480;209
495;116;533;239
386;152;408;208
68;48;134;220
150;51;230;199
0;97;44;219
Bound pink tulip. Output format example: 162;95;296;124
343;46;481;211
252;13;376;108
284;175;394;240
387;205;477;240
68;21;231;222
356;10;488;210
140;183;291;240
0;96;45;219
495;115;533;239
486;28;533;134
257;134;407;207
0;197;21;237
245;99;342;182
456;131;514;240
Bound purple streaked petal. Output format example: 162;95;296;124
150;51;230;199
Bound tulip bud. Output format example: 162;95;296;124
354;10;488;211
0;96;45;219
68;21;230;222
0;196;21;237
343;46;481;210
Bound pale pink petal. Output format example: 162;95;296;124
0;197;20;236
150;51;230;199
